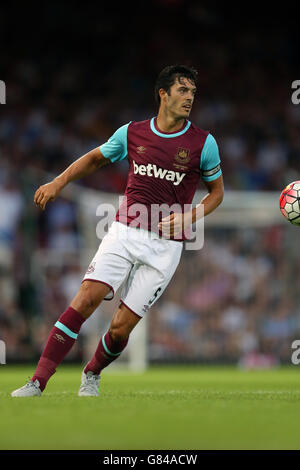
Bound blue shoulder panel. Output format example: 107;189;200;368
100;123;130;163
200;134;222;181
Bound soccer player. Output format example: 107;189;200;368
11;65;224;397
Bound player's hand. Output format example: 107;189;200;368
158;212;192;238
34;180;62;210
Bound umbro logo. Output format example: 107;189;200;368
54;333;66;343
137;146;146;154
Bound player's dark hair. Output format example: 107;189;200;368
154;65;198;106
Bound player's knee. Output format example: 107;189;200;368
80;296;96;313
75;283;99;314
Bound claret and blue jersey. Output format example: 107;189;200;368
100;117;222;239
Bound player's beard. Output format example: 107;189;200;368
176;108;191;120
170;105;189;121
177;102;192;119
166;98;191;121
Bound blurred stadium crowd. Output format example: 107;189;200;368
150;225;300;366
0;2;299;365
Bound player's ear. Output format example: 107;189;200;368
159;88;167;103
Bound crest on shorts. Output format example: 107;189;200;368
174;147;190;164
86;261;96;274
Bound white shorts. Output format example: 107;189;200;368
82;221;183;317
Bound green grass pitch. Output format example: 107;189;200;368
1;364;300;450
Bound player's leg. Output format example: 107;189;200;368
78;246;182;397
78;302;141;396
11;280;111;397
85;301;141;373
70;279;112;318
78;230;183;396
11;222;135;397
82;236;183;381
79;259;181;397
12;222;133;396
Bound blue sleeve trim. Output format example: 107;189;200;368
99;123;130;163
200;134;222;182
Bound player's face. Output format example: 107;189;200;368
163;77;197;119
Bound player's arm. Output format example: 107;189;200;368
34;123;130;211
34;148;109;210
54;148;109;187
158;175;224;236
191;133;223;221
190;174;224;222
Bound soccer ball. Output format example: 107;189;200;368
279;181;300;226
